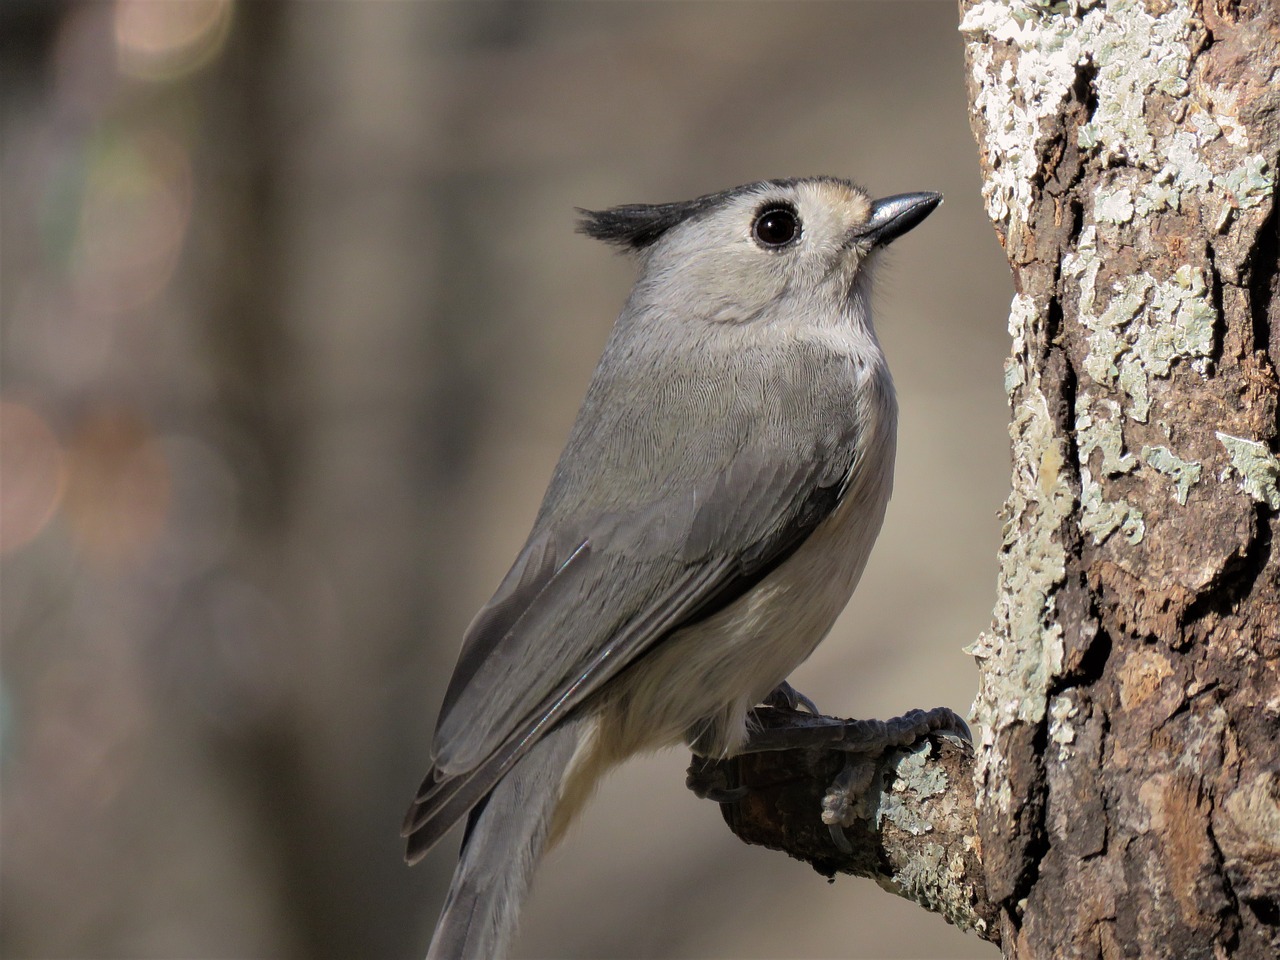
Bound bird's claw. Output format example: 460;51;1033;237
820;706;971;854
686;757;748;803
762;680;821;715
820;755;878;853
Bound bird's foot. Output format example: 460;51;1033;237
761;680;820;715
685;755;748;803
812;707;972;852
686;703;972;853
733;705;970;754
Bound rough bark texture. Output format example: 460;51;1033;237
712;706;999;944
961;0;1280;957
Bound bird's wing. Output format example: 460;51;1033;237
403;342;873;862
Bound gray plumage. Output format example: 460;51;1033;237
404;177;941;959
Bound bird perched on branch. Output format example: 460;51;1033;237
403;176;963;959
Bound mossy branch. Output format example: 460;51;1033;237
698;705;1000;946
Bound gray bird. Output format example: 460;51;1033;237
404;176;957;959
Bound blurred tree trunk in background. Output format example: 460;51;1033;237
197;4;534;956
961;1;1279;957
2;3;535;956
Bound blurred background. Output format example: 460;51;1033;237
0;2;1011;958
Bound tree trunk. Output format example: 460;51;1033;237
961;0;1280;956
716;2;1279;957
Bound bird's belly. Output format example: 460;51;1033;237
596;447;896;761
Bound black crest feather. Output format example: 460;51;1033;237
577;179;814;250
576;177;855;250
575;188;733;249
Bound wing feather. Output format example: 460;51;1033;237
403;557;730;859
405;338;872;861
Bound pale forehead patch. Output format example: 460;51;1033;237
793;179;872;228
776;179;873;243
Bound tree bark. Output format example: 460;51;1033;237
961;0;1279;956
716;2;1280;957
708;707;999;944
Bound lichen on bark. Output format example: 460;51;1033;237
961;0;1280;955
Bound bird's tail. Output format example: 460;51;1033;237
426;716;586;960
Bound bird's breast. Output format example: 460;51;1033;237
594;359;898;761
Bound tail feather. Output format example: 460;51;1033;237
404;713;566;863
426;716;585;960
403;761;495;864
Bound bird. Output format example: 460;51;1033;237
404;176;949;959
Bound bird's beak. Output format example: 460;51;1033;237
854;192;943;248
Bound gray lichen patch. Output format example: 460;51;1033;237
878;793;932;839
1161;131;1216;198
970;386;1072;812
1141;444;1202;505
1137;267;1217;380
1075;392;1149;544
1003;293;1039;398
1077;394;1136;476
1095;185;1135;225
1080;466;1145;545
877;742;950;837
1118;358;1152;423
1083;273;1149;386
1216;432;1280;510
882;839;945;889
961;0;1205;229
1066;263;1217;426
1220;154;1273;211
881;841;974;933
964;0;1272;227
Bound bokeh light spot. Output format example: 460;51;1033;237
0;402;67;555
114;0;234;82
62;408;171;566
71;131;193;315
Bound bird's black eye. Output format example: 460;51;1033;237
752;204;800;248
